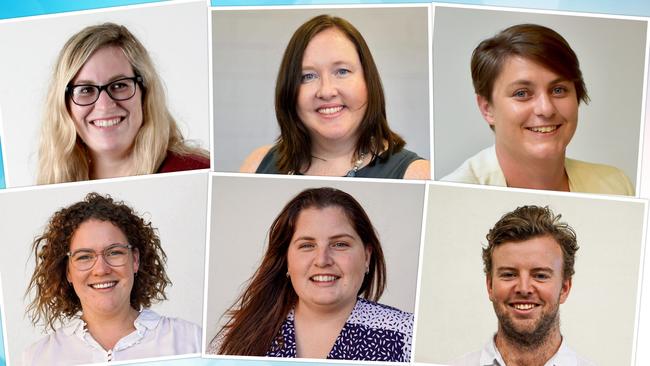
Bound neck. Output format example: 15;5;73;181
494;326;563;366
495;145;569;191
304;137;364;176
82;306;139;351
89;150;135;180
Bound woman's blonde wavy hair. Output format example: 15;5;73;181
37;22;206;184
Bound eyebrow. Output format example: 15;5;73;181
495;266;555;273
506;77;570;88
72;74;133;86
292;233;356;242
301;60;353;69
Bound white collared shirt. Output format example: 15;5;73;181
450;335;596;366
23;309;201;365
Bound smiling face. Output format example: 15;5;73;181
68;46;143;160
66;219;139;319
296;27;368;146
487;235;571;345
478;56;579;163
287;206;371;313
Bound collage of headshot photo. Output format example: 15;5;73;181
0;1;648;366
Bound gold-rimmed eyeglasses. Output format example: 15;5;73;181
67;243;133;271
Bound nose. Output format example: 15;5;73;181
533;92;557;118
316;75;338;100
94;88;117;109
515;274;533;295
91;254;113;275
314;246;334;267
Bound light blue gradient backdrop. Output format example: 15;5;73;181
208;0;650;17
0;0;647;365
0;314;5;366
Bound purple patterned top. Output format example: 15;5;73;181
267;298;413;362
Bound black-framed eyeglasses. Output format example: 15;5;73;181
67;243;133;271
66;76;143;106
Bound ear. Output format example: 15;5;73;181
559;276;572;304
364;245;372;270
132;247;140;274
476;94;496;127
486;274;495;302
66;265;72;284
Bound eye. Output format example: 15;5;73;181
335;68;350;77
110;82;129;91
300;72;318;83
73;252;95;262
105;247;128;257
551;86;567;96
297;242;315;250
512;89;529;99
74;86;97;96
331;241;350;249
499;272;516;279
533;272;551;280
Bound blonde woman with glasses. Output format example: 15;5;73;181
37;23;209;184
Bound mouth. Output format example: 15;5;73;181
526;125;559;133
89;281;117;290
509;302;540;311
310;274;340;283
317;106;344;115
90;117;125;128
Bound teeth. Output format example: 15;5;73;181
93;118;122;127
513;303;535;310
318;106;343;115
91;281;117;289
311;275;338;282
528;125;558;133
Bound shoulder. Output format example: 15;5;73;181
565;158;635;195
240;144;274;173
441;146;504;185
349;298;413;333
23;330;75;366
157;151;210;173
404;159;431;180
143;310;202;336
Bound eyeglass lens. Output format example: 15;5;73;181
69;244;131;270
70;78;138;106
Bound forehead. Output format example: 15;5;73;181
293;206;356;236
70;219;128;251
302;27;360;65
73;45;133;83
493;56;568;89
491;235;564;271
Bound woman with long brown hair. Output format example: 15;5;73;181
207;187;412;361
240;15;429;179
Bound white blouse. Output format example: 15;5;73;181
22;309;201;365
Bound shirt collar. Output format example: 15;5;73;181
62;309;161;336
480;334;578;366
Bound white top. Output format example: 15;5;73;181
450;336;596;366
442;145;635;196
22;309;201;365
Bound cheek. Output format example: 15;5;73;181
69;105;88;127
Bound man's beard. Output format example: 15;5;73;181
494;303;559;349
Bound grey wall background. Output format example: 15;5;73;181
433;6;646;187
204;175;425;349
211;6;431;172
416;183;646;365
0;172;208;366
0;1;210;188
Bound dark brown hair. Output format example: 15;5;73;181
274;14;405;173
216;187;386;355
483;205;579;280
471;23;589;105
26;192;170;330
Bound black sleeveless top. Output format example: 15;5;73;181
255;145;423;179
